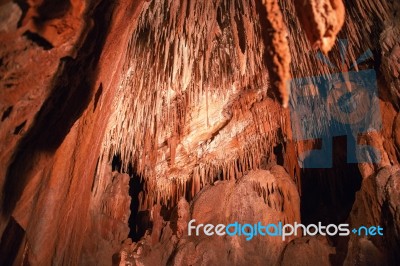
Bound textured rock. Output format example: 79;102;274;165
345;165;400;265
81;172;131;265
0;0;88;219
261;0;291;107
281;236;336;266
0;0;147;264
294;0;345;54
115;167;300;266
379;0;400;108
0;2;21;32
96;0;300;209
394;113;400;152
0;0;399;265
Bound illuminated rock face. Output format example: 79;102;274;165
0;0;399;265
116;167;300;265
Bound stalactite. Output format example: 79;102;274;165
94;0;393;207
261;0;291;108
294;0;345;54
97;0;276;203
249;167;299;224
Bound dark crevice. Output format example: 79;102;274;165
216;6;224;29
60;56;74;63
93;83;103;111
15;0;71;28
300;135;363;265
23;31;54;50
381;201;400;264
91;157;100;192
0;217;25;266
128;170;149;242
110;153;178;242
36;0;71;21
300;135;362;226
273;143;284;166
234;12;246;54
111;153;122;172
112;154;151;242
13;120;26;135
2;106;13;121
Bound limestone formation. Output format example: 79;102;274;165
0;0;399;265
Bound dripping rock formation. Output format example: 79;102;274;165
0;0;399;265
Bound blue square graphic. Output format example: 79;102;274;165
289;69;381;168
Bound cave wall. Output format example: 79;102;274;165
0;0;146;264
0;0;399;265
